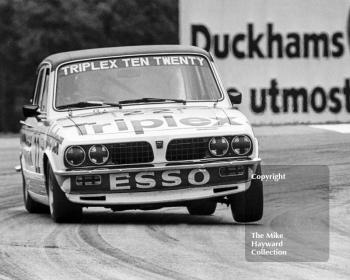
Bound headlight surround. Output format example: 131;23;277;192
64;146;86;167
208;136;229;157
231;135;252;156
88;144;109;165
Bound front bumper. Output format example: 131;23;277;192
67;182;249;205
55;158;261;206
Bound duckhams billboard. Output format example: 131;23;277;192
180;0;350;124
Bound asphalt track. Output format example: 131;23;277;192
0;125;349;280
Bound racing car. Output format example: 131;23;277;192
19;45;263;223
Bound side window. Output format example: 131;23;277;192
39;69;50;112
33;68;45;105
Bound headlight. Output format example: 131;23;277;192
208;137;229;156
88;144;109;165
231;135;252;156
65;146;85;167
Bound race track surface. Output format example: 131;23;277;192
0;125;349;280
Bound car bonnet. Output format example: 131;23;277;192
53;106;250;137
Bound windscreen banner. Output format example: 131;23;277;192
180;0;350;124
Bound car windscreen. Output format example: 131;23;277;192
55;55;222;108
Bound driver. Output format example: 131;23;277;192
57;72;106;106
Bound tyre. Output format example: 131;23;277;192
187;199;217;215
229;165;263;223
47;164;82;223
22;169;48;213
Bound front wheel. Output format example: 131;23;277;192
22;168;48;213
229;165;263;223
48;164;82;223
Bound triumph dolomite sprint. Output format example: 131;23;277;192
19;45;263;223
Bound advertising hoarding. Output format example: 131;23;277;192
180;0;350;124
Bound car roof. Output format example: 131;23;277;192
41;45;212;69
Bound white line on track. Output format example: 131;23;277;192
309;124;350;134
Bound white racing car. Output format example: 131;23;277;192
19;45;263;223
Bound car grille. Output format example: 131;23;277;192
166;136;252;161
166;137;210;161
107;142;154;164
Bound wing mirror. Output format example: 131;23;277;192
23;104;40;118
227;88;242;105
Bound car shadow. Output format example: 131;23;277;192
10;207;263;226
79;209;263;226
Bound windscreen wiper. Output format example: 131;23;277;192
118;97;187;105
58;101;122;109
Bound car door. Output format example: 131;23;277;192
35;66;51;179
21;67;45;174
22;65;50;195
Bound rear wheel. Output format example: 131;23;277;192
187;199;217;215
22;169;48;213
229;165;263;222
47;164;82;223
